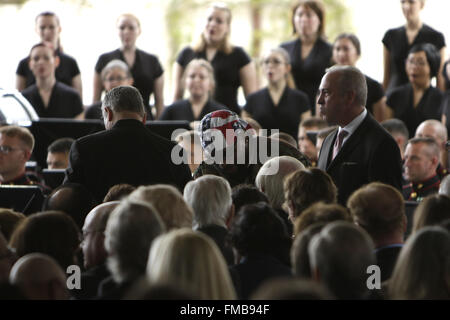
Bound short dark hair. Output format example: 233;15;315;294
408;43;441;79
231;184;269;214
381;119;409;140
47;137;74;154
300;117;328;129
102;86;145;117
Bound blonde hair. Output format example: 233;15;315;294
0;125;35;152
116;13;141;28
193;2;233;55
183;59;216;96
147;228;236;300
128;185;193;230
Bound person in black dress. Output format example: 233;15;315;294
85;60;134;120
93;14;164;117
332;33;387;122
386;43;444;136
16;11;82;97
160;59;225;128
382;0;446;93
242;47;311;139
22;43;83;119
172;2;257;115
280;0;332;113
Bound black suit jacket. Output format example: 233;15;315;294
317;113;402;205
64;119;192;202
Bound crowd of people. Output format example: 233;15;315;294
1;0;450;301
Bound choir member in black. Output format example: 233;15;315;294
382;0;446;93
386;43;444;137
22;43;83;119
172;2;257;115
242;47;311;139
16;11;82;97
93;14;164;117
280;0;332;113
85;60;134;120
160;59;225;128
332;33;387;122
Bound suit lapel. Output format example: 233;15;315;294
318;129;338;169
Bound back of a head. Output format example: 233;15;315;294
413;194;450;233
347;182;406;241
44;182;96;230
232;184;269;214
128;184;193;230
0;209;26;242
293;202;350;236
230;202;291;259
255;156;305;209
284;168;337;219
103;183;136;202
9;211;80;270
147;229;236;300
104;200;165;284
183;175;232;228
389;226;450;299
251;278;334;300
308;221;375;299
102;85;145;117
439;175;450;197
9;253;68;300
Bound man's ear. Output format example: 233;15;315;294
104;107;114;122
54;56;60;68
226;204;235;228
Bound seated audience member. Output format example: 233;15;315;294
22;43;83;119
194;110;311;187
175;130;203;174
347;182;406;281
242;47;311;139
0;209;26;242
229;203;292;299
103;183;136;202
308;221;376;300
283;168;337;224
439;174;450;196
0;126;42;188
9;253;69;300
76;202;119;300
9;211;80;271
291;222;327;279
99;200;165;299
85;59;134;120
388;226;450;300
412;194;450;233
160;59;225;124
46;137;74;169
231;184;269;215
381;118;409;160
385;43;444;136
298;117;328;166
183;175;234;265
315;126;337;156
269;132;298;149
147;229;236;300
16;12;82;95
64;86;192;203
403;137;441;201
128;184;193;231
0;231;17;284
415;119;449;176
43;182;96;230
250;278;334;300
293;202;350;237
256;156;305;233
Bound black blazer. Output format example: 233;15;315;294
317;113;402;205
64;119;192;202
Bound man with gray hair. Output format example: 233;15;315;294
64;86;192;202
308;221;376;300
317;65;402;205
256;156;305;233
183;175;234;265
98;199;165;299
